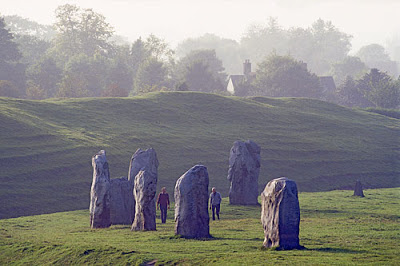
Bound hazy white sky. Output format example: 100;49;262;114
2;0;400;52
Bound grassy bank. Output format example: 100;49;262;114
0;188;399;265
0;92;399;218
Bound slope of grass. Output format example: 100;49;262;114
0;92;399;218
0;188;399;265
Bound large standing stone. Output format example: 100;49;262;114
227;140;261;205
131;170;157;231
128;148;159;184
353;180;365;197
174;165;210;238
261;177;301;250
127;148;159;229
110;177;135;225
90;150;111;229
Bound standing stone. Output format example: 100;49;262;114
127;148;159;229
110;177;135;225
227;140;261;205
90;150;111;228
353;180;365;197
131;170;157;231
128;148;159;184
261;177;301;250
174;165;210;238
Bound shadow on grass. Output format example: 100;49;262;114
159;235;263;242
310;247;366;254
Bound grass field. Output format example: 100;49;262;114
0;188;399;265
0;92;399;218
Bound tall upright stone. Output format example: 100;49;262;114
110;177;135;225
353;180;365;197
90;150;111;229
261;177;301;250
174;165;210;238
227;140;261;205
128;148;159;185
131;170;157;231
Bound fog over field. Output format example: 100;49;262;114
2;0;400;51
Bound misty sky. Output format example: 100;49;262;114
2;0;400;52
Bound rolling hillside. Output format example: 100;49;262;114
0;92;399;218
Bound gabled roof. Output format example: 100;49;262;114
319;76;336;92
229;75;245;87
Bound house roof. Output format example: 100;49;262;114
319;76;336;92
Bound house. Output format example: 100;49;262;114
319;76;336;94
226;59;255;95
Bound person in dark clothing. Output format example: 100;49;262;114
209;187;222;220
156;187;170;223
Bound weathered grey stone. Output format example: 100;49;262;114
89;150;111;229
128;148;159;185
128;148;159;229
353;180;365;197
110;177;135;225
131;170;157;231
261;177;301;250
227;140;261;205
174;165;210;238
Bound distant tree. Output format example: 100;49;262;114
0;80;20;98
356;44;398;76
175;49;226;92
57;54;110;97
26;81;46;100
0;16;25;97
253;54;322;98
175;82;188;91
130;38;149;78
307;19;352;75
13;35;51;65
336;76;370;107
358;69;400;108
241;17;288;67
133;57;167;94
330;56;368;86
144;34;174;63
26;57;62;98
176;33;243;74
4;15;56;41
52;4;114;60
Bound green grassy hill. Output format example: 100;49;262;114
0;188;399;265
0;92;399;218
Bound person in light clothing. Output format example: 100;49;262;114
209;187;222;220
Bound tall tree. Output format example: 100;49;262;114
52;4;114;60
358;68;400;108
356;44;398;77
330;56;368;86
253;54;322;98
133;57;167;94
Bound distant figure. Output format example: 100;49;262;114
209;187;222;220
156;187;170;223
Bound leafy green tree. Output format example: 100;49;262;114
358;68;400;108
144;34;174;63
0;16;25;97
175;49;226;92
336;76;370;107
13;35;51;66
26;57;62;98
52;4;114;60
176;33;243;74
253;54;322;98
356;44;398;76
129;38;149;79
57;53;110;97
4;15;56;41
134;57;167;94
330;56;368;86
179;61;225;93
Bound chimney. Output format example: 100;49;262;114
243;59;251;76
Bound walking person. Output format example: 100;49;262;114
209;187;222;220
156;187;170;223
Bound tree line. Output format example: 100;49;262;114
0;4;399;109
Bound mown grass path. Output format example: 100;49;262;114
1;188;399;265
